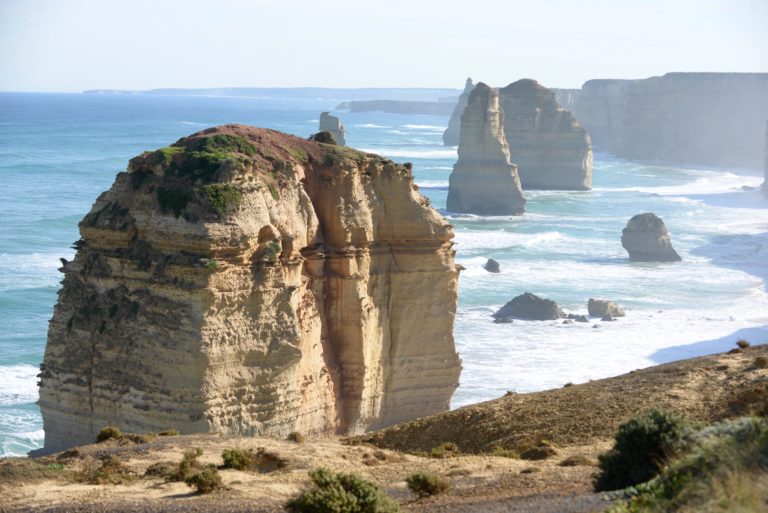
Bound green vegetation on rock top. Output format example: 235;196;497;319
201;184;242;216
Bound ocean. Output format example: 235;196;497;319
1;92;767;456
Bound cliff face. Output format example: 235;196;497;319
572;79;632;152
318;112;346;145
446;83;526;215
38;125;461;453
443;78;474;146
498;79;592;190
574;73;768;169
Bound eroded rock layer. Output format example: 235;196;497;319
446;83;526;215
39;125;461;453
498;79;592;190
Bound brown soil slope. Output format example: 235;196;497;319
361;345;768;453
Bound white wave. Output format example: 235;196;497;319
416;180;449;189
354;123;390;128
358;148;457;159
0;365;39;406
401;124;446;131
180;121;207;126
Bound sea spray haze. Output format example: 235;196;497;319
0;92;767;455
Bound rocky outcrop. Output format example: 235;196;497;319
492;292;563;321
318;112;346;146
574;73;768;169
483;259;500;273
498;79;592;190
38;125;462;453
621;213;681;262
446;83;526;215
587;299;625;318
443;78;474;146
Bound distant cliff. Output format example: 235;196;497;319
574;73;768;169
446;83;526;215
38;125;461;453
498;79;592;190
443;78;475;146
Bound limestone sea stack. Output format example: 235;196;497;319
318;112;346;145
621;213;682;262
446;83;526;215
498;79;592;190
38;125;462;453
443;77;474;146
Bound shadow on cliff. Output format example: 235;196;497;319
650;325;768;364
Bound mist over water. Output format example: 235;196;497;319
1;92;766;455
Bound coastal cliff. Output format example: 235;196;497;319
574;73;768;169
38;125;461;453
442;78;474;146
498;79;592;190
318;112;346;145
446;83;526;215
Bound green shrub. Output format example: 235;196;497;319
190;134;256;156
158;429;179;436
263;240;282;263
429;442;459;459
594;409;690;491
221;448;253;470
144;461;177;478
736;339;751;349
96;426;122;443
288;432;306;444
606;417;768;512
406;471;449;498
152;146;184;166
185;465;223;494
201;184;242;215
754;356;768;369
156;186;191;217
76;455;133;485
166;448;203;482
286;467;399;513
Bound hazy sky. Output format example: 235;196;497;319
1;0;766;92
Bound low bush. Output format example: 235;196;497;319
490;447;518;458
287;431;306;444
158;429;179;436
286;467;399;513
754;356;768;369
76;455;134;485
185;465;223;494
429;442;459;459
736;339;751;349
558;455;597;467
95;426;122;443
166;448;203;482
221;448;253;471
606;417;768;512
406;471;449;498
594;409;690;491
201;184;242;216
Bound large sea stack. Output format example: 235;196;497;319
443;78;474;146
446;83;526;215
574;73;768;169
498;79;592;190
621;213;682;262
318;112;346;146
38;125;462;453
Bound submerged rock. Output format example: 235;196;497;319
446;83;526;215
318;112;346;145
621;213;682;262
483;258;500;273
492;292;563;321
443;78;474;146
588;298;625;318
38;125;461;453
498;79;593;190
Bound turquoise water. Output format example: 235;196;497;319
1;92;767;456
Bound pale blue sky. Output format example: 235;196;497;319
1;0;766;92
